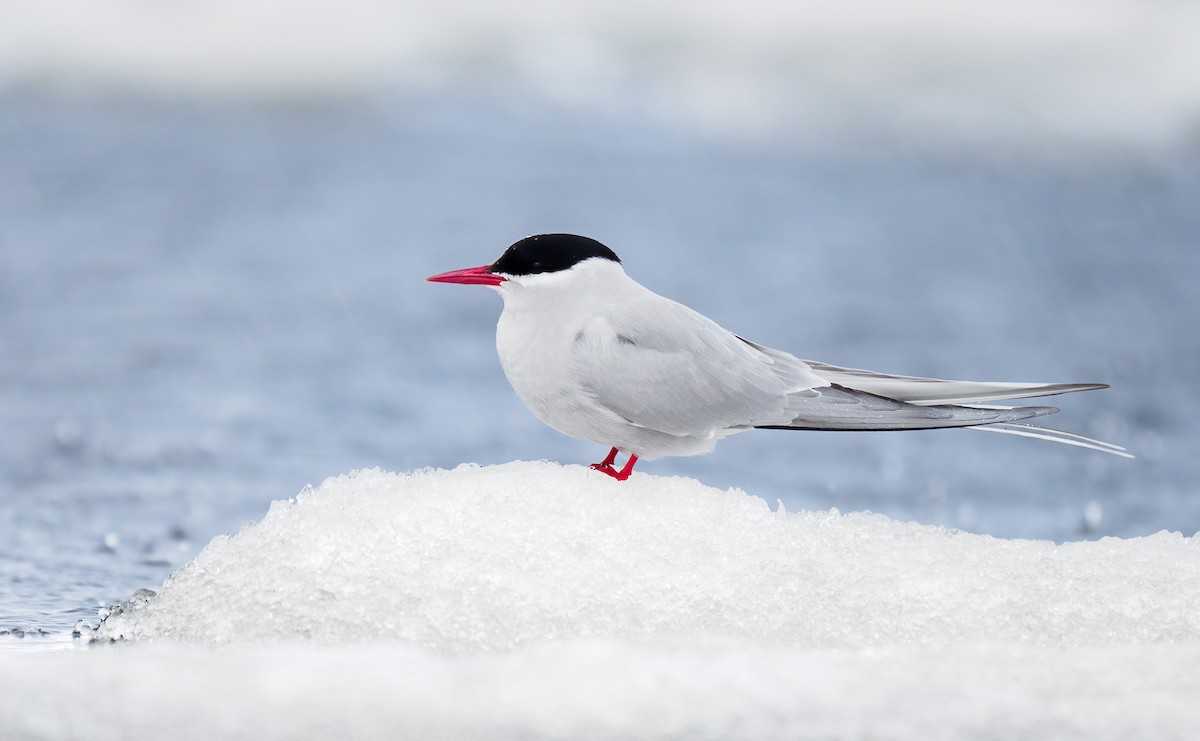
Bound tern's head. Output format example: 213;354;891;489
426;234;623;291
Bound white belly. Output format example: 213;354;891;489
496;308;598;441
494;307;728;459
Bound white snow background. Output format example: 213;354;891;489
3;462;1196;739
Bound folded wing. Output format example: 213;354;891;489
758;384;1059;431
803;360;1108;406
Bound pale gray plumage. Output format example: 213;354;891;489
429;234;1130;479
489;255;1124;460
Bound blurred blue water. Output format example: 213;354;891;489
1;95;1197;635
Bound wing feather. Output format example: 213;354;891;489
570;299;824;436
804;360;1108;405
567;298;1112;449
759;384;1059;431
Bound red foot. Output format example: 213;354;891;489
589;448;639;481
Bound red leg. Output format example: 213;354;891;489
592;447;618;468
611;454;638;481
590;449;638;481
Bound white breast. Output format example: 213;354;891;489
495;271;627;446
491;260;746;459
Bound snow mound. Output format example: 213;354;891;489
96;461;1200;649
6;641;1200;741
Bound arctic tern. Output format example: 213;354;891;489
428;234;1129;480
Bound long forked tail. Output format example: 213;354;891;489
756;384;1132;457
968;422;1134;458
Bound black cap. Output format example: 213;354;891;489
490;234;621;276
